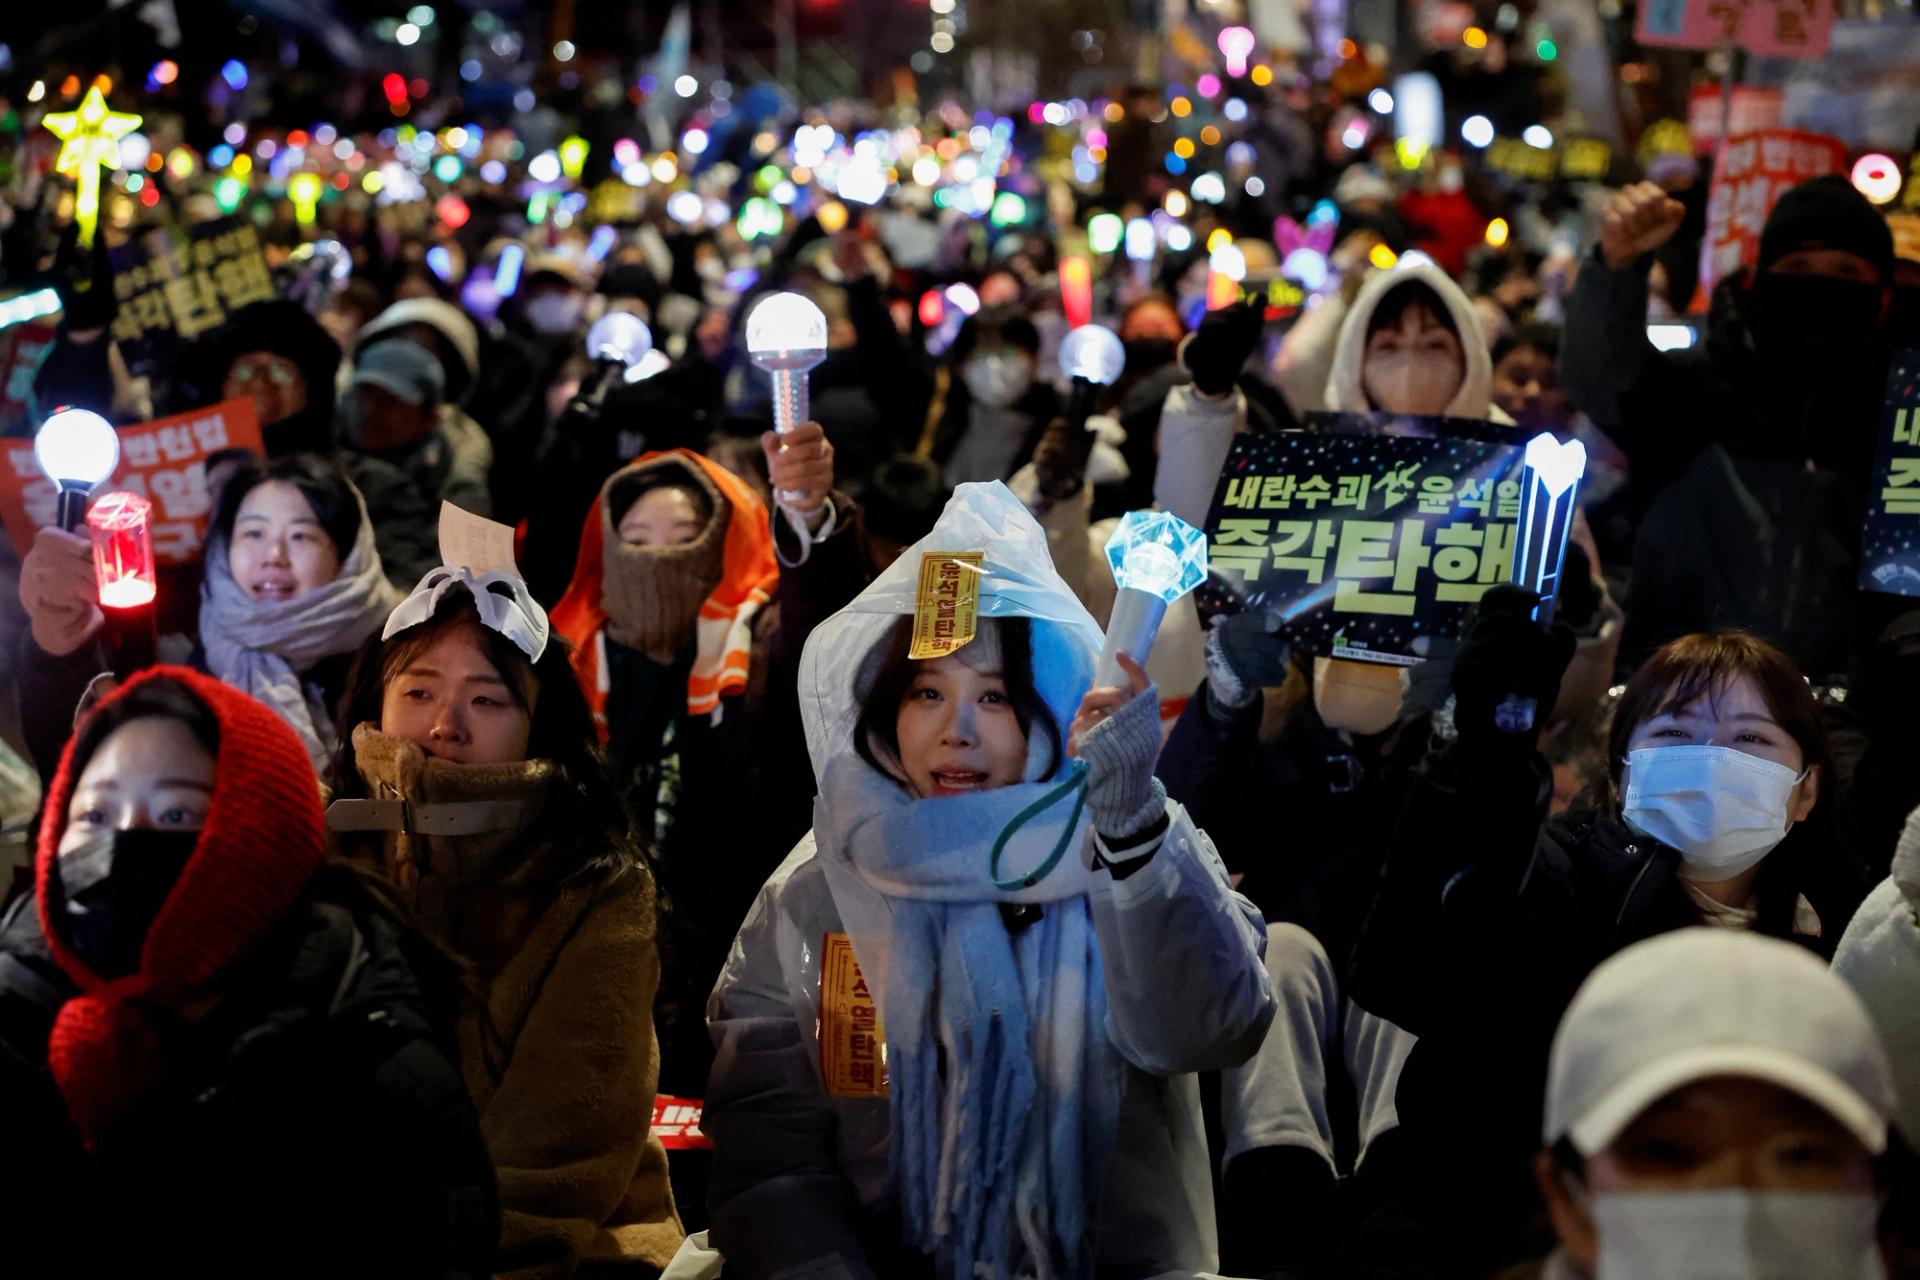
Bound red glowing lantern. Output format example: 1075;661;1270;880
86;491;157;610
1059;255;1093;330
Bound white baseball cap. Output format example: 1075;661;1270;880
1544;929;1895;1157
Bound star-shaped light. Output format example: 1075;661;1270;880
1104;509;1209;603
42;87;143;246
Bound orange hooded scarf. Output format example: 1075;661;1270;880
551;449;780;738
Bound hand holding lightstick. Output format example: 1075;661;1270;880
746;291;830;436
35;408;120;532
86;490;158;678
1059;323;1125;427
564;312;654;424
1094;510;1210;692
1496;431;1588;732
747;292;831;504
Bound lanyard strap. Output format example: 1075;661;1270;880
988;760;1090;892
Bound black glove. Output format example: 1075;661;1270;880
53;225;118;333
1450;584;1575;756
1205;608;1292;713
1181;300;1264;398
1030;415;1095;502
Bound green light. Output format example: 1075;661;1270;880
1536;39;1557;60
990;191;1027;227
213;176;246;213
527;191;551;224
1087;211;1124;255
433;154;463;183
755;164;783;193
737;195;785;240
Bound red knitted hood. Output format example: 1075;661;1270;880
35;665;328;1147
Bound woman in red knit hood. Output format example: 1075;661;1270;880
0;666;496;1278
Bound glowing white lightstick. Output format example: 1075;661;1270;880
35;408;121;532
746;291;830;435
1509;431;1588;625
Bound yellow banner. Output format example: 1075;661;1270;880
819;933;888;1098
909;550;984;660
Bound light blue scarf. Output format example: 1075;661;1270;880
817;753;1129;1280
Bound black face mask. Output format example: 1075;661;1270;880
1746;272;1884;357
57;829;200;979
1122;338;1178;377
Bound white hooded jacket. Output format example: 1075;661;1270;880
700;483;1273;1280
1322;257;1498;420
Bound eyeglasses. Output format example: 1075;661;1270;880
229;359;299;388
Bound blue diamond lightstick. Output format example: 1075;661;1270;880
1096;509;1209;689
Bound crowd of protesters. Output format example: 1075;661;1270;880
0;44;1917;1280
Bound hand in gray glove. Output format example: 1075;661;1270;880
1071;651;1167;839
1205;609;1292;714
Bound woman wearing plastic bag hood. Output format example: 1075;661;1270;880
696;482;1273;1280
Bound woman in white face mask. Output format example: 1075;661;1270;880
927;307;1061;488
1349;604;1872;1275
1532;929;1901;1280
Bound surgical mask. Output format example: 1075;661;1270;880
1747;273;1883;356
1313;657;1407;737
1591;1189;1883;1280
962;352;1034;409
57;828;201;979
1361;349;1463;416
1621;745;1809;880
524;292;585;336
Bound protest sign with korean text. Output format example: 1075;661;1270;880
1200;417;1525;665
0;398;263;565
110;216;276;377
1700;129;1845;293
1638;0;1833;59
1859;350;1920;598
0;320;59;436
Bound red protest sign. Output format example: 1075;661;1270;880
1638;0;1833;59
649;1094;710;1150
0;398;264;565
1700;129;1846;293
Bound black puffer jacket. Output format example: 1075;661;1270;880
0;871;498;1278
1347;745;1870;1274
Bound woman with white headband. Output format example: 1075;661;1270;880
325;553;683;1277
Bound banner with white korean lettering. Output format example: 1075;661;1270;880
0;398;264;565
109;216;277;377
1700;129;1845;294
1199;414;1526;665
1860;350;1920;597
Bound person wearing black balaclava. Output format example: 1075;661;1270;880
1560;175;1897;680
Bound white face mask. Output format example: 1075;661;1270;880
525;292;584;336
1361;348;1463;416
1591;1189;1883;1280
1621;745;1809;880
962;351;1034;409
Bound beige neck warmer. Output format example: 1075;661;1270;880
344;723;558;944
600;459;730;658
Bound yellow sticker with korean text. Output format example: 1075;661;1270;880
909;551;984;660
820;932;888;1098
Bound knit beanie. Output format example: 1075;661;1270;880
600;457;730;658
1758;175;1896;282
35;666;327;1149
